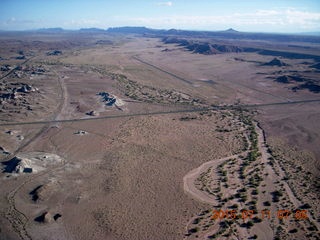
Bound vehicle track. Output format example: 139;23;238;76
1;98;320;127
132;56;291;102
132;56;193;85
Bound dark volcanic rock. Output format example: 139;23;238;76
15;55;26;60
293;82;320;93
46;50;62;56
16;84;36;93
0;65;10;71
95;40;113;45
263;58;288;67
275;75;291;83
162;37;243;55
2;157;21;173
213;44;242;53
162;37;189;46
97;92;117;106
186;43;216;54
275;75;307;84
310;62;320;70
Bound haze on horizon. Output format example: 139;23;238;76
1;0;320;33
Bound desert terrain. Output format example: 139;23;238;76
0;28;319;240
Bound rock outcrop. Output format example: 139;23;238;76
262;58;289;67
162;37;243;55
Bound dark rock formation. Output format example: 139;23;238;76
310;62;320;70
162;37;243;55
97;92;117;106
46;50;62;56
53;213;62;221
16;84;36;93
29;185;44;201
2;157;22;173
15;55;26;60
292;82;320;93
34;212;53;223
86;110;97;116
275;75;307;84
263;58;288;67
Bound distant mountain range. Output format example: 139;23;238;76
2;26;320;43
105;27;320;43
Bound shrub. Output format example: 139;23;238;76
263;201;271;206
289;229;298;233
252;189;259;195
246;221;254;228
188;227;199;234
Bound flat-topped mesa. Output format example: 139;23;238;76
162;37;243;55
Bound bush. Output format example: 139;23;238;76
246;221;254;228
263;201;271;206
252;189;259;195
300;203;311;209
188;227;199;233
289;229;298;233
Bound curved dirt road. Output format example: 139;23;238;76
183;153;244;205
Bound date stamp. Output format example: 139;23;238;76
211;209;308;220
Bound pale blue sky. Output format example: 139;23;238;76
1;0;320;32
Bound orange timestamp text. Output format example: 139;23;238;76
211;209;308;221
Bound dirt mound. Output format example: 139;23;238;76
1;152;63;174
34;211;62;223
34;212;53;223
29;185;44;201
263;58;289;67
0;146;10;156
29;182;57;202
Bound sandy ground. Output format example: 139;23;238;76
0;33;319;240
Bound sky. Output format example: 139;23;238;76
1;0;320;33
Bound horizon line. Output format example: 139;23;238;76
0;26;320;36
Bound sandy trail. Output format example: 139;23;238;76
183;153;243;205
